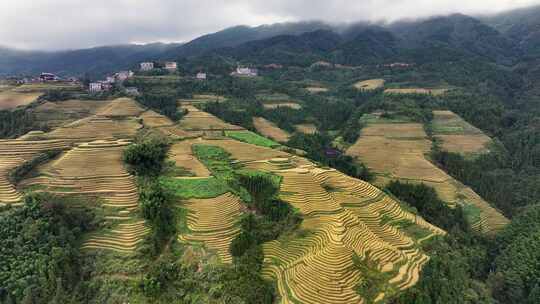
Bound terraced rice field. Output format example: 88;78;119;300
0;90;43;110
354;79;385;90
47;115;142;142
431;110;492;154
295;124;318;134
21;139;148;253
346;114;509;233
96;97;145;117
169;139;211;177
178;94;226;107
178;105;244;131
178;193;243;263
0;139;69;205
13;82;82;92
253;117;290;143
139;110;175;128
178;136;444;302
384;88;448;96
210;147;445;303
32;99;111;129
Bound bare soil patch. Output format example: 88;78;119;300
354;79;385;90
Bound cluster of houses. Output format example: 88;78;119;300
89;70;138;94
140;61;178;73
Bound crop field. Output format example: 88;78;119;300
139;110;175;128
0;90;43;110
224;130;281;148
178;105;244;131
295;123;318;134
354;78;385;90
431;110;492;154
178;94;226;107
173;135;446;302
47;115;142;142
32;99;111;129
178;193;242;263
253;117;290;143
384;88;448;95
168;139;211;177
13;82;82;92
346;114;509;233
21;139;148;253
96;97;145;117
0;139;69;205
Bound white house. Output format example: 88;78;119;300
140;62;154;71
106;76;116;83
196;72;207;80
231;67;258;77
116;71;133;82
89;82;102;93
164;62;177;72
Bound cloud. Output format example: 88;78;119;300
0;0;539;50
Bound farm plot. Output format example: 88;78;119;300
295;123;318;134
346;115;509;233
21;139;148;253
0;139;69;205
96;97;145;117
178;193;243;263
354;78;385;90
225;130;281;148
169;139;211;177
182;135;446;302
139;110;175;128
255;161;445;303
253;117;290;143
47;116;141;142
13;82;82;92
32;99;111;129
431;110;492;154
0;90;42;110
384;88;448;96
178;94;226;107
178;105;244;131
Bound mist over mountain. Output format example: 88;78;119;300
1;5;540;78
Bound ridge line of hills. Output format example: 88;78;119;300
2;5;540;78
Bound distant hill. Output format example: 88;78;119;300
4;9;540;77
0;43;181;79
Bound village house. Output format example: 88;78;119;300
164;61;177;72
140;62;154;71
231;67;258;77
39;73;58;82
106;76;116;83
89;81;112;93
196;72;207;80
115;70;133;82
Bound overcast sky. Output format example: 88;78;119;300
1;0;539;50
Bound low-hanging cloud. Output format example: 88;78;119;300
1;0;539;50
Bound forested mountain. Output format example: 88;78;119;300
0;43;180;78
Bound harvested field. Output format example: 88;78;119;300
249;158;445;303
13;82;81;92
354;78;385;90
178;105;244;131
21;139;148;253
139;110;174;128
431;110;492;154
47;116;141;142
32;99;111;129
384;88;448;96
179;94;226;107
0;139;69;205
305;87;328;93
346;114;509;233
169;139;211;177
178;193;242;263
253;117;290;143
295;124;318;134
0;90;42;110
96;98;145;117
